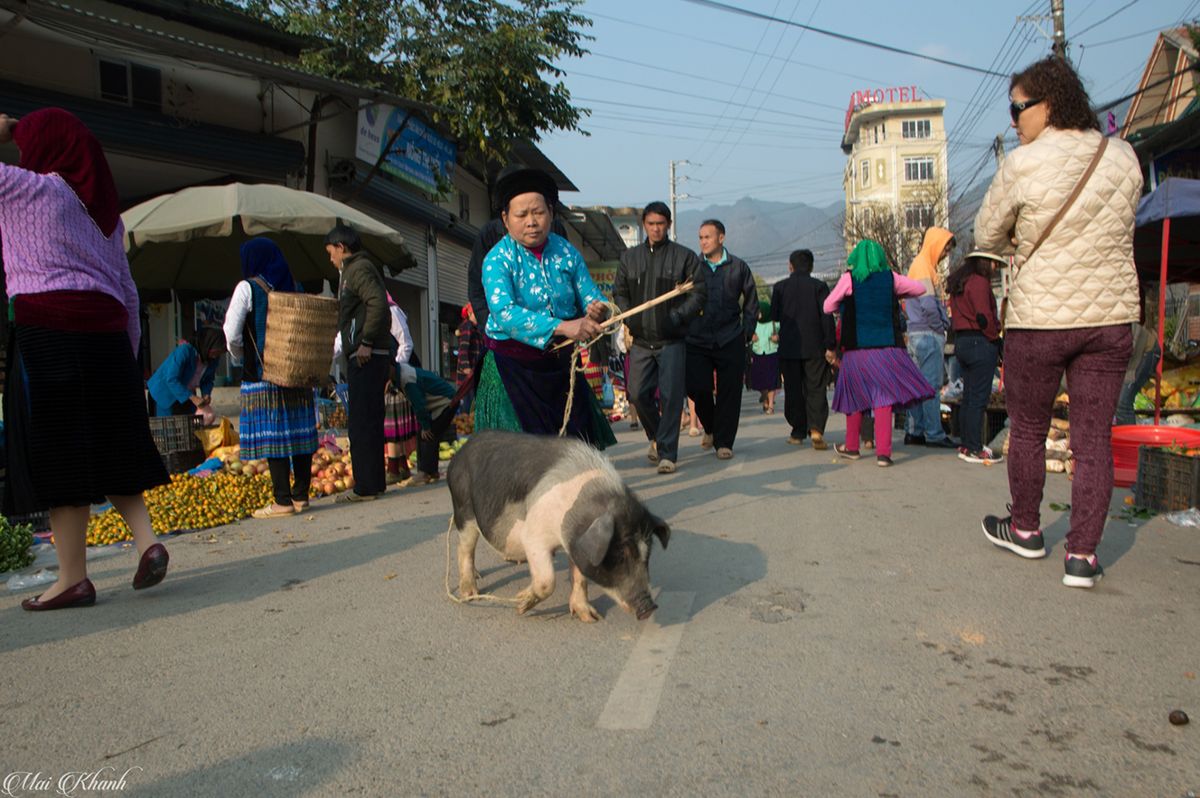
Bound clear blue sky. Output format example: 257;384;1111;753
538;0;1192;212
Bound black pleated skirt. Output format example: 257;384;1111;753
3;324;169;515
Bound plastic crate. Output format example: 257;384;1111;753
162;448;205;475
8;511;49;533
1133;446;1200;512
148;415;203;454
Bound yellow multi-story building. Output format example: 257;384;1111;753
841;92;949;258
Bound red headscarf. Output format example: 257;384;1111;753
13;108;121;238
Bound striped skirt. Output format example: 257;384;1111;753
384;388;419;452
239;381;318;460
831;346;935;416
3;325;169;514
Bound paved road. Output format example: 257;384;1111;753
3;393;1199;797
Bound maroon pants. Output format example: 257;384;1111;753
1004;325;1131;555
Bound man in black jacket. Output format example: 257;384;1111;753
686;219;758;460
770;249;837;449
613;202;706;474
326;223;396;501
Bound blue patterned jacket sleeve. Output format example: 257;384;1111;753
569;246;606;311
483;238;564;349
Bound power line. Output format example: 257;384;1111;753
587;11;944;89
696;0;816;177
678;0;1010;77
574;95;838;127
1073;0;1143;38
700;0;822;183
568;68;841;127
588;51;846;111
687;0;788;161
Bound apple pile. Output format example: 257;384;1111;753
310;447;355;497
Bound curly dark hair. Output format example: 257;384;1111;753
945;257;995;297
1010;56;1100;133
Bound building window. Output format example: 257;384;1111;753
904;203;936;230
902;120;932;139
904;156;935;182
98;58;162;112
861;159;870;187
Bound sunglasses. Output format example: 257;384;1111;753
1010;98;1043;123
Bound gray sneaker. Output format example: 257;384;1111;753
647;442;659;464
1063;554;1104;588
656;459;677;474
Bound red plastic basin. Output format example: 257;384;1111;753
1111;425;1200;487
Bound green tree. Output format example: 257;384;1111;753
254;0;591;171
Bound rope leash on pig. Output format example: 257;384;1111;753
443;282;695;606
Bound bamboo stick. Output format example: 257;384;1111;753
550;281;695;351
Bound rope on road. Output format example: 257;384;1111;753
444;518;521;606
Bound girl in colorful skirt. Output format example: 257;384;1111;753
384;296;418;483
823;240;936;467
223;238;318;517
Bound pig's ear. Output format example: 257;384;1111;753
575;513;615;569
650;515;670;550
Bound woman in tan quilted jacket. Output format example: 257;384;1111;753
973;56;1143;589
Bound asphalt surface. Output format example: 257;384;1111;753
3;392;1199;797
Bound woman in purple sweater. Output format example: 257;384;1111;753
1;109;170;611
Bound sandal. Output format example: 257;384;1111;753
253;504;297;519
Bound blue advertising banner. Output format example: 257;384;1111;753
356;105;456;195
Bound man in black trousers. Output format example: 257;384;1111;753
326;224;395;501
770;249;837;450
686;219;758;460
613;201;707;475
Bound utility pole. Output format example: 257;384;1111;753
1051;0;1067;59
669;159;691;241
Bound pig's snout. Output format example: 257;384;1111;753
634;596;657;620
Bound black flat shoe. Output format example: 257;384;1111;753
132;543;169;590
925;437;959;449
903;433;925;446
22;578;96;611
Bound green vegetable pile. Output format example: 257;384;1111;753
0;516;35;574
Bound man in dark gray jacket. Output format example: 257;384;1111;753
770;249;837;449
613;201;706;474
686;219;758;460
326;223;395;501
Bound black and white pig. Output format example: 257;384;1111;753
447;430;670;622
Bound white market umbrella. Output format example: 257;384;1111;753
122;182;417;293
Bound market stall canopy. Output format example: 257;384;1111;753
1134;177;1200;282
122;182;417;293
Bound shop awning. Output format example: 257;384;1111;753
562;207;628;261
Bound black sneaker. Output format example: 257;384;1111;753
835;444;861;460
903;433;925;446
981;508;1046;559
925;437;959;449
1063;554;1104;588
876;455;893;467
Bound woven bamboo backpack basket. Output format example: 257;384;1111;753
261;292;339;388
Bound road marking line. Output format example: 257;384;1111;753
596;590;695;730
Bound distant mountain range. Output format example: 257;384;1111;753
674;183;993;282
675;197;845;281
